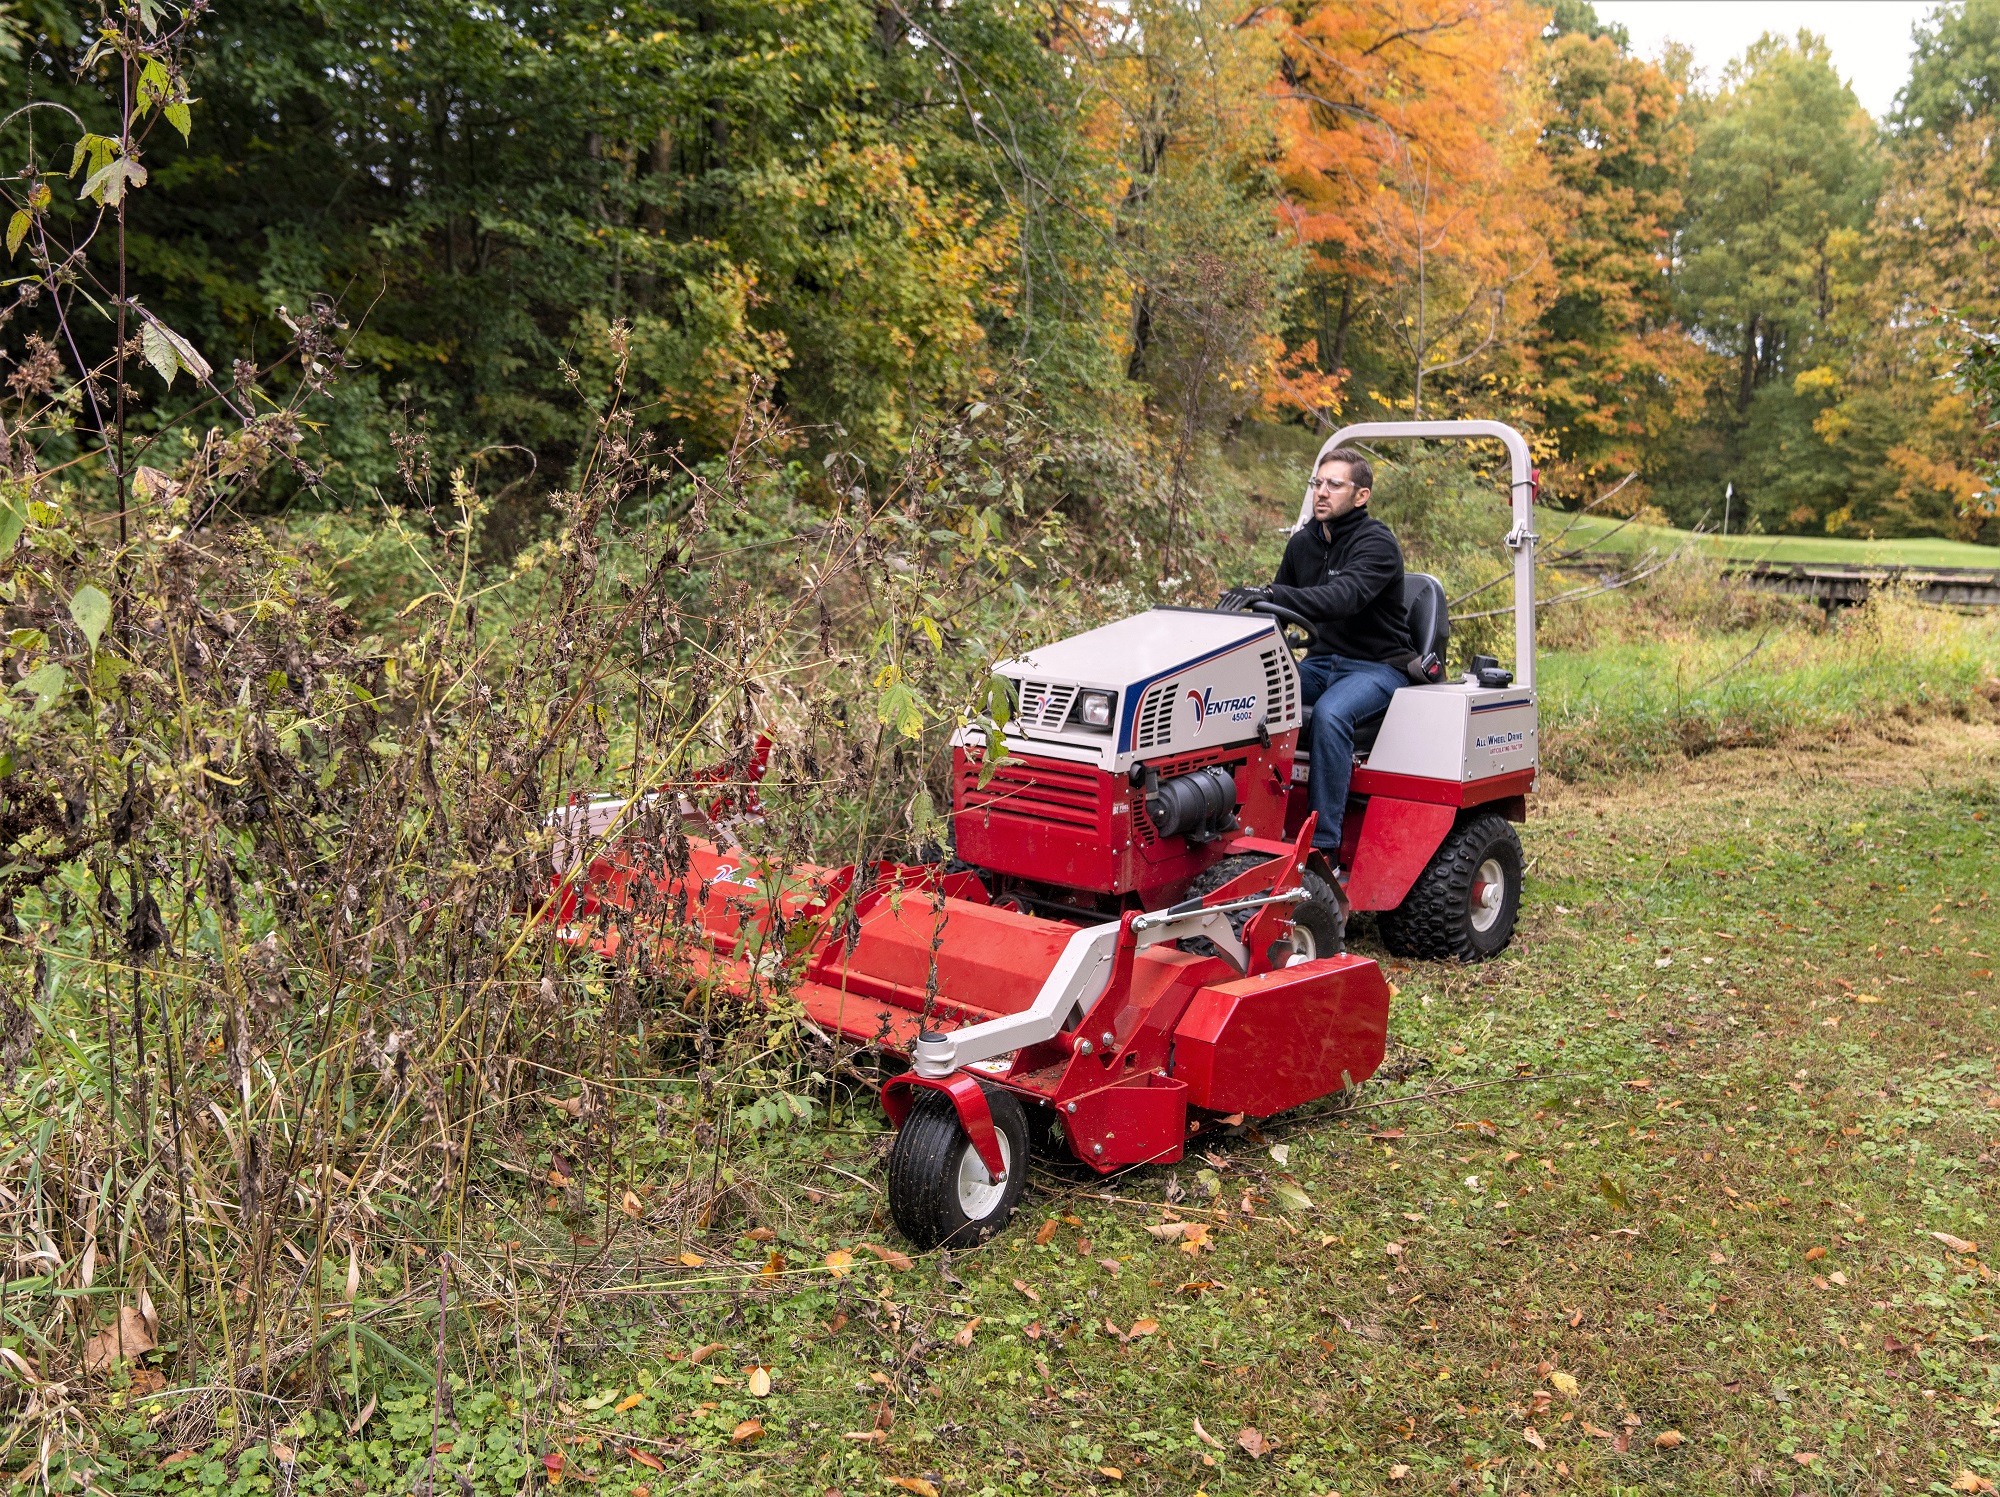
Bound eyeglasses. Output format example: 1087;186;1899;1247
1309;477;1357;494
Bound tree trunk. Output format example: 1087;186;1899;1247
1736;313;1760;414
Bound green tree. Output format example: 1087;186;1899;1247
1669;32;1882;531
1895;0;2000;138
1529;1;1710;505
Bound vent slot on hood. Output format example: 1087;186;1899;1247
1015;680;1079;733
1259;647;1298;728
1134;680;1179;751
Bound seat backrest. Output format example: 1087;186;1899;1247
1405;572;1448;660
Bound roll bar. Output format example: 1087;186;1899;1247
1297;420;1537;691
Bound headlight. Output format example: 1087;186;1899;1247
1073;690;1114;732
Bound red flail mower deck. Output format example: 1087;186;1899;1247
558;820;1391;1247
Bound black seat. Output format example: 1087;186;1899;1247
1297;573;1450;756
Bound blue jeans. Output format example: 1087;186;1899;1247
1297;654;1407;852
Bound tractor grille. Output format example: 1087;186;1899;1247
1015;680;1079;733
958;757;1100;830
1134;680;1179;750
1259;647;1298;727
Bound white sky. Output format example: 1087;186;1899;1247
1591;1;1940;118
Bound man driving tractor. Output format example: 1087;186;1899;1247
1224;446;1414;856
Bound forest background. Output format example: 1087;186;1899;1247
8;0;2000;546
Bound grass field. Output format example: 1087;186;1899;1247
100;717;2000;1497
1553;515;2000;571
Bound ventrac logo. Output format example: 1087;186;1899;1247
1184;686;1258;736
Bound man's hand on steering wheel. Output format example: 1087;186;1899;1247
1216;584;1275;612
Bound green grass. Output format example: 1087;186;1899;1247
94;719;2000;1496
1555;514;2000;571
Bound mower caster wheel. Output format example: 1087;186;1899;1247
887;1086;1030;1249
1378;811;1522;962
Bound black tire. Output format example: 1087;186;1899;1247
1289;869;1345;960
886;1086;1030;1249
1378;811;1523;962
1180;855;1344;962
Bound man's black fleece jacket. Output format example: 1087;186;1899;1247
1269;508;1414;664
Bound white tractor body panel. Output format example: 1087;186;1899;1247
1362;682;1539;783
955;608;1304;773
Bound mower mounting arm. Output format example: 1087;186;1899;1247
910;890;1304;1078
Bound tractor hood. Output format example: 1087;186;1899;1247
969;608;1302;771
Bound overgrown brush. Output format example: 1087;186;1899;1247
0;309;1070;1484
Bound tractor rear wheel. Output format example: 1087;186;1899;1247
1378;811;1523;962
887;1086;1030;1249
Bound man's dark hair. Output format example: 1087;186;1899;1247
1317;447;1374;493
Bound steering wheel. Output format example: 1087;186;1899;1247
1248;599;1315;659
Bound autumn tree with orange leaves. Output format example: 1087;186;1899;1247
1275;0;1555;419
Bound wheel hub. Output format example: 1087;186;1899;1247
955;1128;1012;1219
1469;858;1506;933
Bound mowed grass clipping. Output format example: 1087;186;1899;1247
105;718;2000;1496
1539;594;2000;776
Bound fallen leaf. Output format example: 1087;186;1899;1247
1951;1471;1998;1493
1128;1318;1159;1337
1932;1231;1979;1255
1582;1422;1615;1440
885;1481;939;1497
615;1393;644;1412
689;1343;726;1365
1655;1430;1684;1449
544;1452;566;1483
1384;1241;1404;1257
1178;1224;1213;1256
748;1367;771;1397
1370;1129;1405;1141
81;1306;155;1374
1035;1219;1059;1245
620;1190;644;1220
130;1367;166;1395
1829;1271;1848;1286
1522;1427;1546;1450
1237;1427;1270;1458
842;1430;887;1443
761;1250;785;1279
1550;1371;1579;1399
824;1249;854;1277
744;1227;776;1242
954;1318;980;1347
1804;1246;1827;1261
1192;1416;1223;1448
1012;1278;1042;1302
862;1242;914;1272
1025;1321;1043;1339
270;1443;296;1463
1272;1182;1313;1212
1145;1222;1194;1241
679;1253;705;1267
1098;1257;1122;1276
1098;1467;1123;1480
628;1447;665;1472
730;1419;763;1445
1613;1428;1630;1453
1791;1451;1819;1466
1389;1464;1411;1480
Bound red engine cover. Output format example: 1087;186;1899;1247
952;735;1296;900
1170;955;1390;1115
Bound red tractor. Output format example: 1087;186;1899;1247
561;421;1540;1247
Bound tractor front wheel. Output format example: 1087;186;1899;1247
1378;811;1523;962
887;1086;1030;1249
